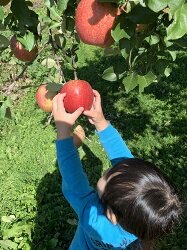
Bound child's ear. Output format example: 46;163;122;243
106;207;117;225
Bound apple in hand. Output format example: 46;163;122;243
60;80;94;113
10;35;38;62
36;84;57;112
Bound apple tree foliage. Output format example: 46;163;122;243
0;0;187;118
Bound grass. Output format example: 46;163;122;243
0;20;187;250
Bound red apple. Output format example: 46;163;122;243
60;80;94;113
75;0;118;48
10;35;38;62
35;84;57;112
0;0;11;6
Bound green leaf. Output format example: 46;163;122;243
49;20;61;29
102;66;125;82
0;34;9;49
123;72;139;93
57;0;69;14
54;34;66;49
11;0;39;33
17;32;35;51
1;215;16;223
119;38;131;59
145;34;160;45
164;67;172;77
0;6;4;21
0;240;18;249
138;71;157;92
154;59;170;76
44;0;61;21
167;50;177;61
112;22;130;42
47;82;62;92
0;103;7;119
167;4;187;40
48;238;58;248
168;0;184;12
144;0;168;12
41;58;57;69
127;5;159;24
174;36;187;48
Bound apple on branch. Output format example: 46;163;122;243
10;35;38;62
35;84;58;112
75;0;119;48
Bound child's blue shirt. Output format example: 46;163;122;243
55;124;138;250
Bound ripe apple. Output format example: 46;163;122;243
10;35;38;62
75;0;119;48
60;80;94;113
35;84;58;112
135;24;148;33
72;125;85;148
0;0;11;6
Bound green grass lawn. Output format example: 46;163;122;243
0;40;187;249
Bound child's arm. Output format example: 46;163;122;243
53;93;95;215
83;90;134;166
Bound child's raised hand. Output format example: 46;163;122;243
83;90;108;132
52;93;84;139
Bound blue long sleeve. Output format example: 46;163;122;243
55;124;134;216
96;124;134;166
55;124;137;249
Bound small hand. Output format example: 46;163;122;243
83;90;108;131
52;93;84;139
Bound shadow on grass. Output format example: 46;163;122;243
31;143;103;250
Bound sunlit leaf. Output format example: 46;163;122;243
102;66;125;82
0;240;18;249
112;22;130;42
167;4;187;40
123;72;139;93
138;71;157;92
41;58;57;69
143;0;167;12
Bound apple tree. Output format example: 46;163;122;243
0;0;187;118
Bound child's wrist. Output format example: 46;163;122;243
95;119;108;132
56;123;72;140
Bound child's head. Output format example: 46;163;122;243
97;158;183;241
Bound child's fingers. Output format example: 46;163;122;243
52;93;59;112
92;90;101;109
72;107;84;121
57;93;66;111
83;110;95;118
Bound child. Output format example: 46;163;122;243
52;90;183;250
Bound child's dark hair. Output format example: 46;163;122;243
101;158;183;242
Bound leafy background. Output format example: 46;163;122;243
0;42;187;249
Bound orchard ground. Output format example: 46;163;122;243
0;8;187;250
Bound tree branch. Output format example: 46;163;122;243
47;9;66;84
71;37;78;80
5;41;50;95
